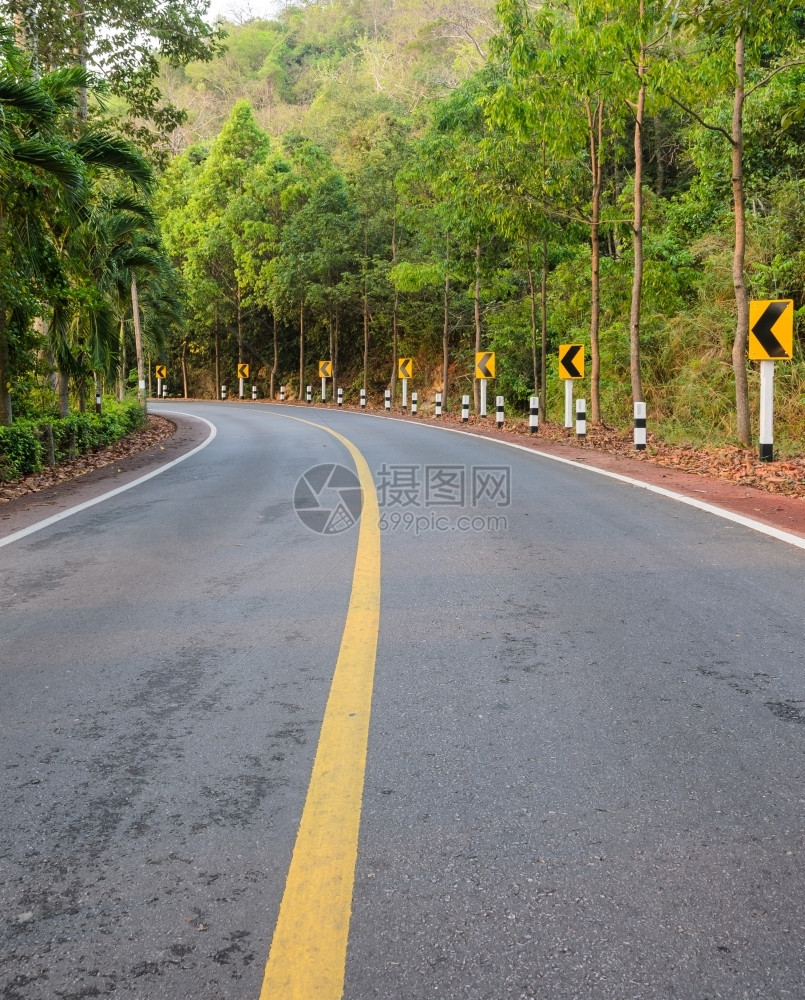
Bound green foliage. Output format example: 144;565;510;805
0;397;144;480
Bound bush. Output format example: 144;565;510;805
0;398;147;482
0;424;44;480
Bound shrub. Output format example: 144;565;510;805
0;399;147;482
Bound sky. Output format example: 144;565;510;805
204;0;287;22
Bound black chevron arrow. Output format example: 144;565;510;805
751;301;789;358
399;359;411;378
560;345;582;378
477;352;494;378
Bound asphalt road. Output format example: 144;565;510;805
2;401;805;1000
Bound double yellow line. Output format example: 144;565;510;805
260;418;381;999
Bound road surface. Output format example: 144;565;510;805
2;401;804;1000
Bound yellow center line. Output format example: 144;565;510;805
260;416;381;1000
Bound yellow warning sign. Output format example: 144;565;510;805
154;365;166;379
559;345;584;379
319;360;332;378
749;300;794;360
475;352;495;379
237;363;250;379
398;358;413;379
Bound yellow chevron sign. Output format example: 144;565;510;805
319;360;332;378
154;365;166;379
237;363;250;379
559;345;584;379
398;358;413;379
749;300;794;361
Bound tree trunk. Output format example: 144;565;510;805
540;238;548;422
0;305;12;425
390;212;398;403
59;369;70;416
587;99;604;423
73;2;88;121
362;239;370;396
271;312;277;399
526;258;538;398
474;240;482;413
214;323;220;398
181;339;189;398
117;318;126;400
731;32;751;446
629;15;646;406
442;234;451;410
298;299;305;399
131;275;147;414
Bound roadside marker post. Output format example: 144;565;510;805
237;363;249;400
749;299;794;463
95;388;102;413
475;352;494;418
319;361;332;403
529;396;539;434
306;385;312;405
337;388;343;407
398;359;412;409
162;384;167;399
280;385;285;402
462;395;469;422
411;391;418;415
576;398;587;439
384;389;391;412
252;385;258;400
634;402;647;451
435;393;442;417
759;361;775;462
496;396;504;429
559;345;584;429
360;389;366;409
221;384;227;400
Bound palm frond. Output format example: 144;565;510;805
71;130;155;193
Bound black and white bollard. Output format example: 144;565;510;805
360;388;366;409
306;385;312;404
564;380;573;428
759;360;774;462
280;385;285;402
385;389;391;412
496;395;504;429
435;392;442;417
529;396;539;434
162;385;167;399
337;387;343;407
462;394;469;422
576;398;587;439
634;401;647;451
95;389;102;413
252;384;257;400
221;384;227;400
411;391;418;416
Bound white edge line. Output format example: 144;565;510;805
290;406;805;552
0;410;217;549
